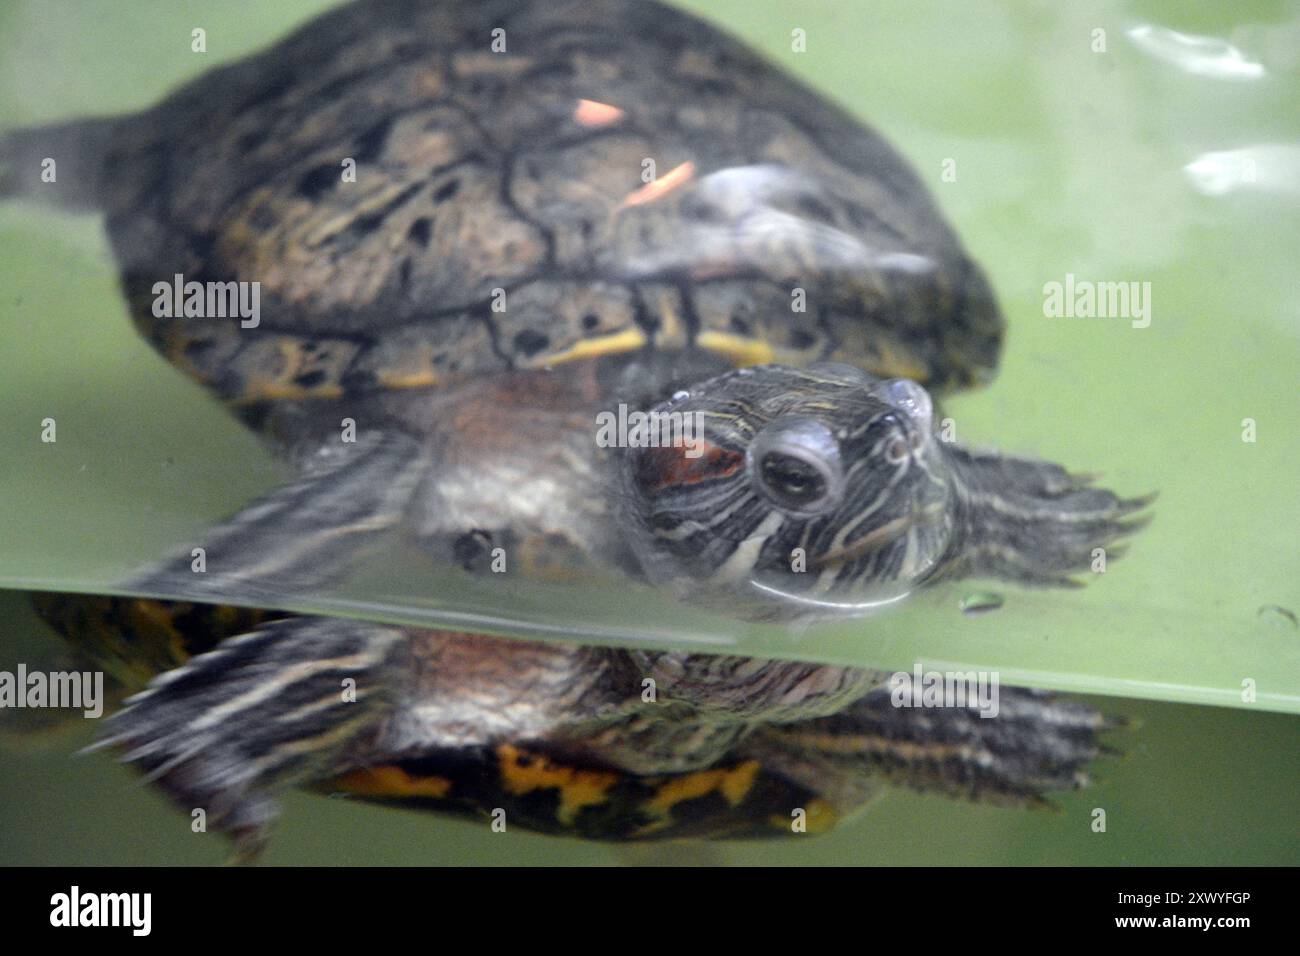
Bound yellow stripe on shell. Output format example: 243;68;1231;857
696;330;776;367
527;326;648;367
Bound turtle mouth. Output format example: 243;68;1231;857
748;579;915;616
810;500;946;569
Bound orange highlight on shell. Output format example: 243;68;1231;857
620;161;696;208
573;98;625;127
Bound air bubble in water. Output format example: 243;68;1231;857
960;592;1004;616
1257;604;1297;630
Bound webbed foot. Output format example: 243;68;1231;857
92;617;406;859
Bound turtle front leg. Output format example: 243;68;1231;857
94;617;407;860
938;446;1153;588
744;683;1109;816
123;430;427;604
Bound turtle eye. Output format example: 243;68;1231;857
759;452;828;507
747;418;843;515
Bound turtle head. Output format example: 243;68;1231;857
620;364;956;621
621;363;1152;622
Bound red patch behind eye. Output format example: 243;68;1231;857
636;441;744;494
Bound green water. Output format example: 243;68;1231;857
0;0;1296;864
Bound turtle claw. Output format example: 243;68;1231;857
225;828;270;866
1100;712;1131;731
94;617;405;852
76;735;123;756
120;431;426;607
136;738;212;785
1117;491;1159;515
944;447;1154;587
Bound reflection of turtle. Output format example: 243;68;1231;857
3;0;1144;854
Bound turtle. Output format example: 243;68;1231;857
0;0;1147;856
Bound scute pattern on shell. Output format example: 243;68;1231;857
97;0;1001;405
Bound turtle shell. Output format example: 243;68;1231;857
94;0;1001;406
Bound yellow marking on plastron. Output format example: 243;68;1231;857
719;761;761;804
531;326;647;367
128;600;184;644
331;765;454;799
620;161;695;208
496;745;619;826
574;99;625;128
804;798;838;833
644;761;761;819
769;798;838;834
125;600;192;670
696;330;775;367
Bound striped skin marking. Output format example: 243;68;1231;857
775;728;978;763
696;330;776;367
634;440;744;494
332;765;453;799
767;721;1094;806
710;510;784;584
811;511;917;568
497;744;620;826
186;651;383;732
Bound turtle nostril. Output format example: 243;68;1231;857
872;378;934;434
